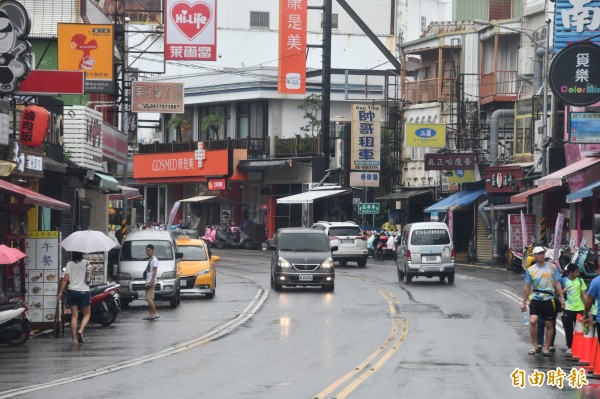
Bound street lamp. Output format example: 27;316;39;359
473;18;552;176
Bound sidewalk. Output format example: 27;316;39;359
455;252;508;270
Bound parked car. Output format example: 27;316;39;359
269;228;337;292
311;221;368;267
176;235;219;299
116;230;183;308
171;229;200;239
396;222;455;284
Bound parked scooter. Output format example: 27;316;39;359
375;233;389;260
0;301;31;346
63;282;121;326
215;226;252;249
202;225;218;247
507;244;535;273
572;244;599;281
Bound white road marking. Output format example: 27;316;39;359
496;288;565;336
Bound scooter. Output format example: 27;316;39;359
0;301;31;346
507;244;535;273
375;234;389;260
215;226;252;249
572;245;599;281
63;282;121;326
202;225;217;247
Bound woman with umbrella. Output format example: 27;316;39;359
58;251;91;344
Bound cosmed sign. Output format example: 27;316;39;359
549;42;600;106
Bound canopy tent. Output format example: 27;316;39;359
538;157;600;187
109;185;141;200
566;180;600;203
375;189;430;200
276;189;350;204
424;188;485;213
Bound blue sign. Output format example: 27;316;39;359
569;112;600;143
554;0;600;52
415;127;437;138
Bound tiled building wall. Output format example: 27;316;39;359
89;191;108;233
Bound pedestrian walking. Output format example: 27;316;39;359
535;250;562;353
143;244;160;320
583;259;600;342
58;251;91;344
560;263;588;356
521;246;565;356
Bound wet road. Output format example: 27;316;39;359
0;250;596;398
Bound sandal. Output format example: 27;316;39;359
528;349;537;355
543;351;552;357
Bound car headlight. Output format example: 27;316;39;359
195;269;210;276
278;257;292;268
321;258;334;269
161;271;175;279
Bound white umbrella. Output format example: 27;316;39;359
60;230;119;253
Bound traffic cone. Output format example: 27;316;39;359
571;314;585;362
576;322;597;369
587;339;600;379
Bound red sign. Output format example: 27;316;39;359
208;178;226;190
18;70;85;95
133;149;228;179
424;153;476;170
278;0;307;94
165;0;217;61
508;213;536;250
484;165;524;193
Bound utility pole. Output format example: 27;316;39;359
541;17;551;177
321;0;332;167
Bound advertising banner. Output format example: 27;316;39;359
57;24;114;93
278;0;307;94
405;123;447;148
132;82;184;113
569;112;600;143
166;201;181;229
425;153;476;170
553;213;565;262
350;104;381;178
133;149;228;179
350;171;380;187
25;231;60;325
554;0;600;52
165;0;217;61
508;213;536;251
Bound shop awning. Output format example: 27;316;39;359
538;157;600;187
238;160;289;171
510;185;557;203
424;188;485;213
376;189;430;200
481;203;527;211
566;180;600;203
108;185;141;200
0;179;70;211
179;195;239;205
277;189;350;204
93;172;120;193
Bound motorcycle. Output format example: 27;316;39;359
572;245;599;280
375;234;389;260
202;225;218;247
0;301;31;346
215;226;252;249
507;244;535;273
63;282;121;326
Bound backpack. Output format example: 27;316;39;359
143;256;155;280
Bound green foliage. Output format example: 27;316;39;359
297;94;322;136
201;114;224;140
167;115;192;142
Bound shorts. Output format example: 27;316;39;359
145;285;155;302
66;289;91;308
530;299;558;321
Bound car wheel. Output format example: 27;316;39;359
439;275;446;283
397;267;403;282
270;273;275;288
322;283;334;292
205;290;215;299
215;239;225;249
170;290;180;308
242;240;253;250
274;280;283;292
357;258;367;268
447;273;455;285
405;267;412;284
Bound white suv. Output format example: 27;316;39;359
311;221;368;267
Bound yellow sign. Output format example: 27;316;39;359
405;123;447;148
28;231;59;239
447;169;480;184
57;24;114;93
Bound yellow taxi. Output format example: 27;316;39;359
175;236;219;299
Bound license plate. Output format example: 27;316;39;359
299;274;313;281
180;279;187;287
341;239;353;244
424;255;438;262
138;291;145;300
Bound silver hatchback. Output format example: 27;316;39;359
311;221;368;267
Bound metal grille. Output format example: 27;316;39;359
292;263;320;271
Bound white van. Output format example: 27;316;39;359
116;230;182;308
396;222;455;284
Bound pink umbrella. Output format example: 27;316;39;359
0;244;26;264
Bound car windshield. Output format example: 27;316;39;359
120;240;174;261
279;233;329;252
179;245;208;261
172;230;199;239
329;227;361;237
410;229;451;245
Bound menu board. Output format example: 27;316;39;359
24;231;60;324
84;252;106;284
508;214;536;250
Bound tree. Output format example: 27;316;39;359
167;115;192;142
201;114;225;140
297;94;322;137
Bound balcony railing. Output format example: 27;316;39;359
138;137;270;159
274;135;320;157
404;78;455;103
480;70;517;100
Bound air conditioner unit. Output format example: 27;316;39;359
518;47;535;76
329;139;343;170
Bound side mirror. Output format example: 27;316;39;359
211;255;220;262
176;252;184;259
331;245;339;252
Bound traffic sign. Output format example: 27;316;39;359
358;203;380;214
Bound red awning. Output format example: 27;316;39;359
510;185;557;203
538;157;600;187
0;179;70;211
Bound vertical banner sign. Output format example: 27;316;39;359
167;201;182;229
350;104;381;187
520;211;528;270
0;1;31;95
25;231;60;325
553;213;565;262
165;0;217;61
555;0;600;52
57;24;114;93
278;0;307;94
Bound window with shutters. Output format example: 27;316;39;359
489;0;512;21
250;11;270;30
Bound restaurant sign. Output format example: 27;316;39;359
424;153;476;170
484;165;524;193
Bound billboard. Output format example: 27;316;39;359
278;0;307;94
569;112;600;143
554;0;600;52
549;42;600;106
57;24;114;93
91;0;162;24
165;0;217;61
131;82;184;113
405;123;447;148
350;104;381;177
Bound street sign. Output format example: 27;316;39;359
358;203;380;214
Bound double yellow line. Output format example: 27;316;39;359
313;289;408;399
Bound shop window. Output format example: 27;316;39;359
250;11;269;30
